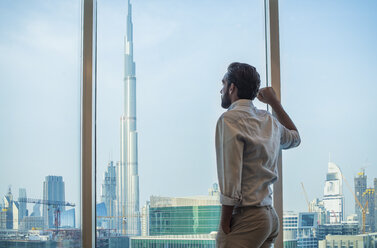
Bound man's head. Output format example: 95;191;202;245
220;62;261;109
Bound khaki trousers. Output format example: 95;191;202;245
216;205;279;248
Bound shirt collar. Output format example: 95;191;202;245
228;99;255;111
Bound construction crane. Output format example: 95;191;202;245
301;182;311;212
341;174;368;234
18;197;75;232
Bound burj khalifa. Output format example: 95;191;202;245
116;0;141;236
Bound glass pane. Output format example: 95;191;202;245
280;0;377;246
96;0;267;246
0;1;82;247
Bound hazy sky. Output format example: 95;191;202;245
0;0;376;225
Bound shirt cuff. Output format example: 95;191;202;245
220;193;242;206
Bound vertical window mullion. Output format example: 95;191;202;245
82;0;95;247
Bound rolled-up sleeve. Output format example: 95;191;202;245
279;123;301;149
215;115;244;206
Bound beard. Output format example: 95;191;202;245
221;90;231;109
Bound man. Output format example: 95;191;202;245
215;62;301;248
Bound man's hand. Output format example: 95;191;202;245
258;87;298;132
220;205;234;234
221;219;231;234
257;87;279;106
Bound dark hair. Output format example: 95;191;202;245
226;62;261;100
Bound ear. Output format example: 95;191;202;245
229;83;236;94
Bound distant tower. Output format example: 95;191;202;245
355;170;367;229
208;183;220;197
362;188;375;232
141;202;150;236
43;176;65;228
18;188;27;222
116;0;141;236
323;162;344;223
101;161;117;228
375;178;377;232
31;203;41;217
354;171;376;232
2;186;14;229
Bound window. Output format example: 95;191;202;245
280;0;377;243
95;0;269;246
0;0;82;246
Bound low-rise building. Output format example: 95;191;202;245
318;232;377;248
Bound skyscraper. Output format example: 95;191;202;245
132;190;220;247
354;170;366;216
148;194;221;236
323;162;344;224
354;170;376;233
116;0;141;236
43;176;65;228
18;188;27;222
101;161;116;229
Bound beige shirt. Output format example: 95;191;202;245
216;99;300;207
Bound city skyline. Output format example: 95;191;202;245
0;0;376;225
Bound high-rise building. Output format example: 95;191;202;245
133;189;220;247
323;162;344;224
148;194;220;236
101;161;116;228
60;208;75;228
0;211;7;229
1;186;14;229
130;233;217;248
30;203;41;217
208;183;220;197
12;202;19;230
283;211;298;248
354;170;376;233
309;198;328;225
297;212;318;248
375;178;377;233
18;188;27;222
141;202;150;236
43;176;65;228
362;188;375;232
116;0;141;236
354;169;367;229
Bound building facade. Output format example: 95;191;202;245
0;187;17;230
296;212;318;248
283;211;298;247
316;223;359;241
101;161;117;229
354;170;377;233
141;202;150;236
309;198;328;225
318;233;377;248
18;188;27;223
355;170;367;233
130;233;217;248
19;216;44;231
60;209;75;228
42;176;65;228
363;188;375;232
148;195;221;236
323;162;344;224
